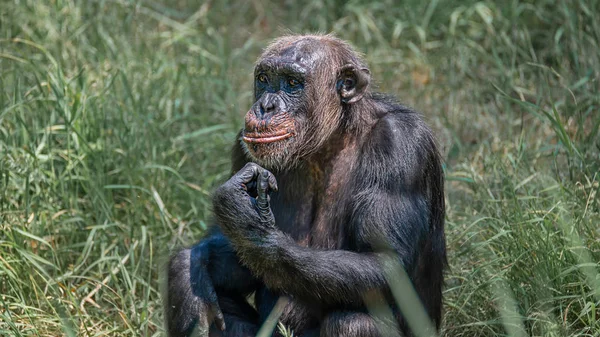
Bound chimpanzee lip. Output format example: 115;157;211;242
242;130;292;144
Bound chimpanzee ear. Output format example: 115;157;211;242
337;64;371;104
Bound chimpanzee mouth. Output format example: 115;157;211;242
242;130;292;144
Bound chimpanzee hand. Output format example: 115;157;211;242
166;243;226;335
213;163;278;240
192;245;226;332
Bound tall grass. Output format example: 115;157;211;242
0;0;598;336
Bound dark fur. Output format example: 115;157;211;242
165;34;446;337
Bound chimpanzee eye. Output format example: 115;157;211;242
288;78;300;87
258;74;268;83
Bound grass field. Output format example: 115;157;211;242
1;0;599;336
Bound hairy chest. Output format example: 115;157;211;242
270;147;358;249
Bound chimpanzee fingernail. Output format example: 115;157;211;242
270;176;278;192
260;171;269;188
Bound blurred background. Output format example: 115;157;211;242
0;0;598;336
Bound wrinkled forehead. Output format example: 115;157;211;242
255;38;327;75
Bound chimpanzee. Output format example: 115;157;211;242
165;34;446;337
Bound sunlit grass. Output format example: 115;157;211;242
1;0;599;336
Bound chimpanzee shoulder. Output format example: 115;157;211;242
357;94;440;189
344;94;441;254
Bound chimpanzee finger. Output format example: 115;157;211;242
210;302;226;331
236;163;260;183
256;170;270;213
204;282;226;331
266;169;278;192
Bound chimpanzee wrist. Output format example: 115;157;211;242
234;230;291;273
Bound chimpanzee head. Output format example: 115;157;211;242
241;34;371;169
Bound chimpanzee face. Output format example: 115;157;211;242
241;40;320;169
241;37;369;170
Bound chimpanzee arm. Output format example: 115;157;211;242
203;229;261;293
213;165;433;308
220;188;428;307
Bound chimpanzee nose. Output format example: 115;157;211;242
260;98;276;115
